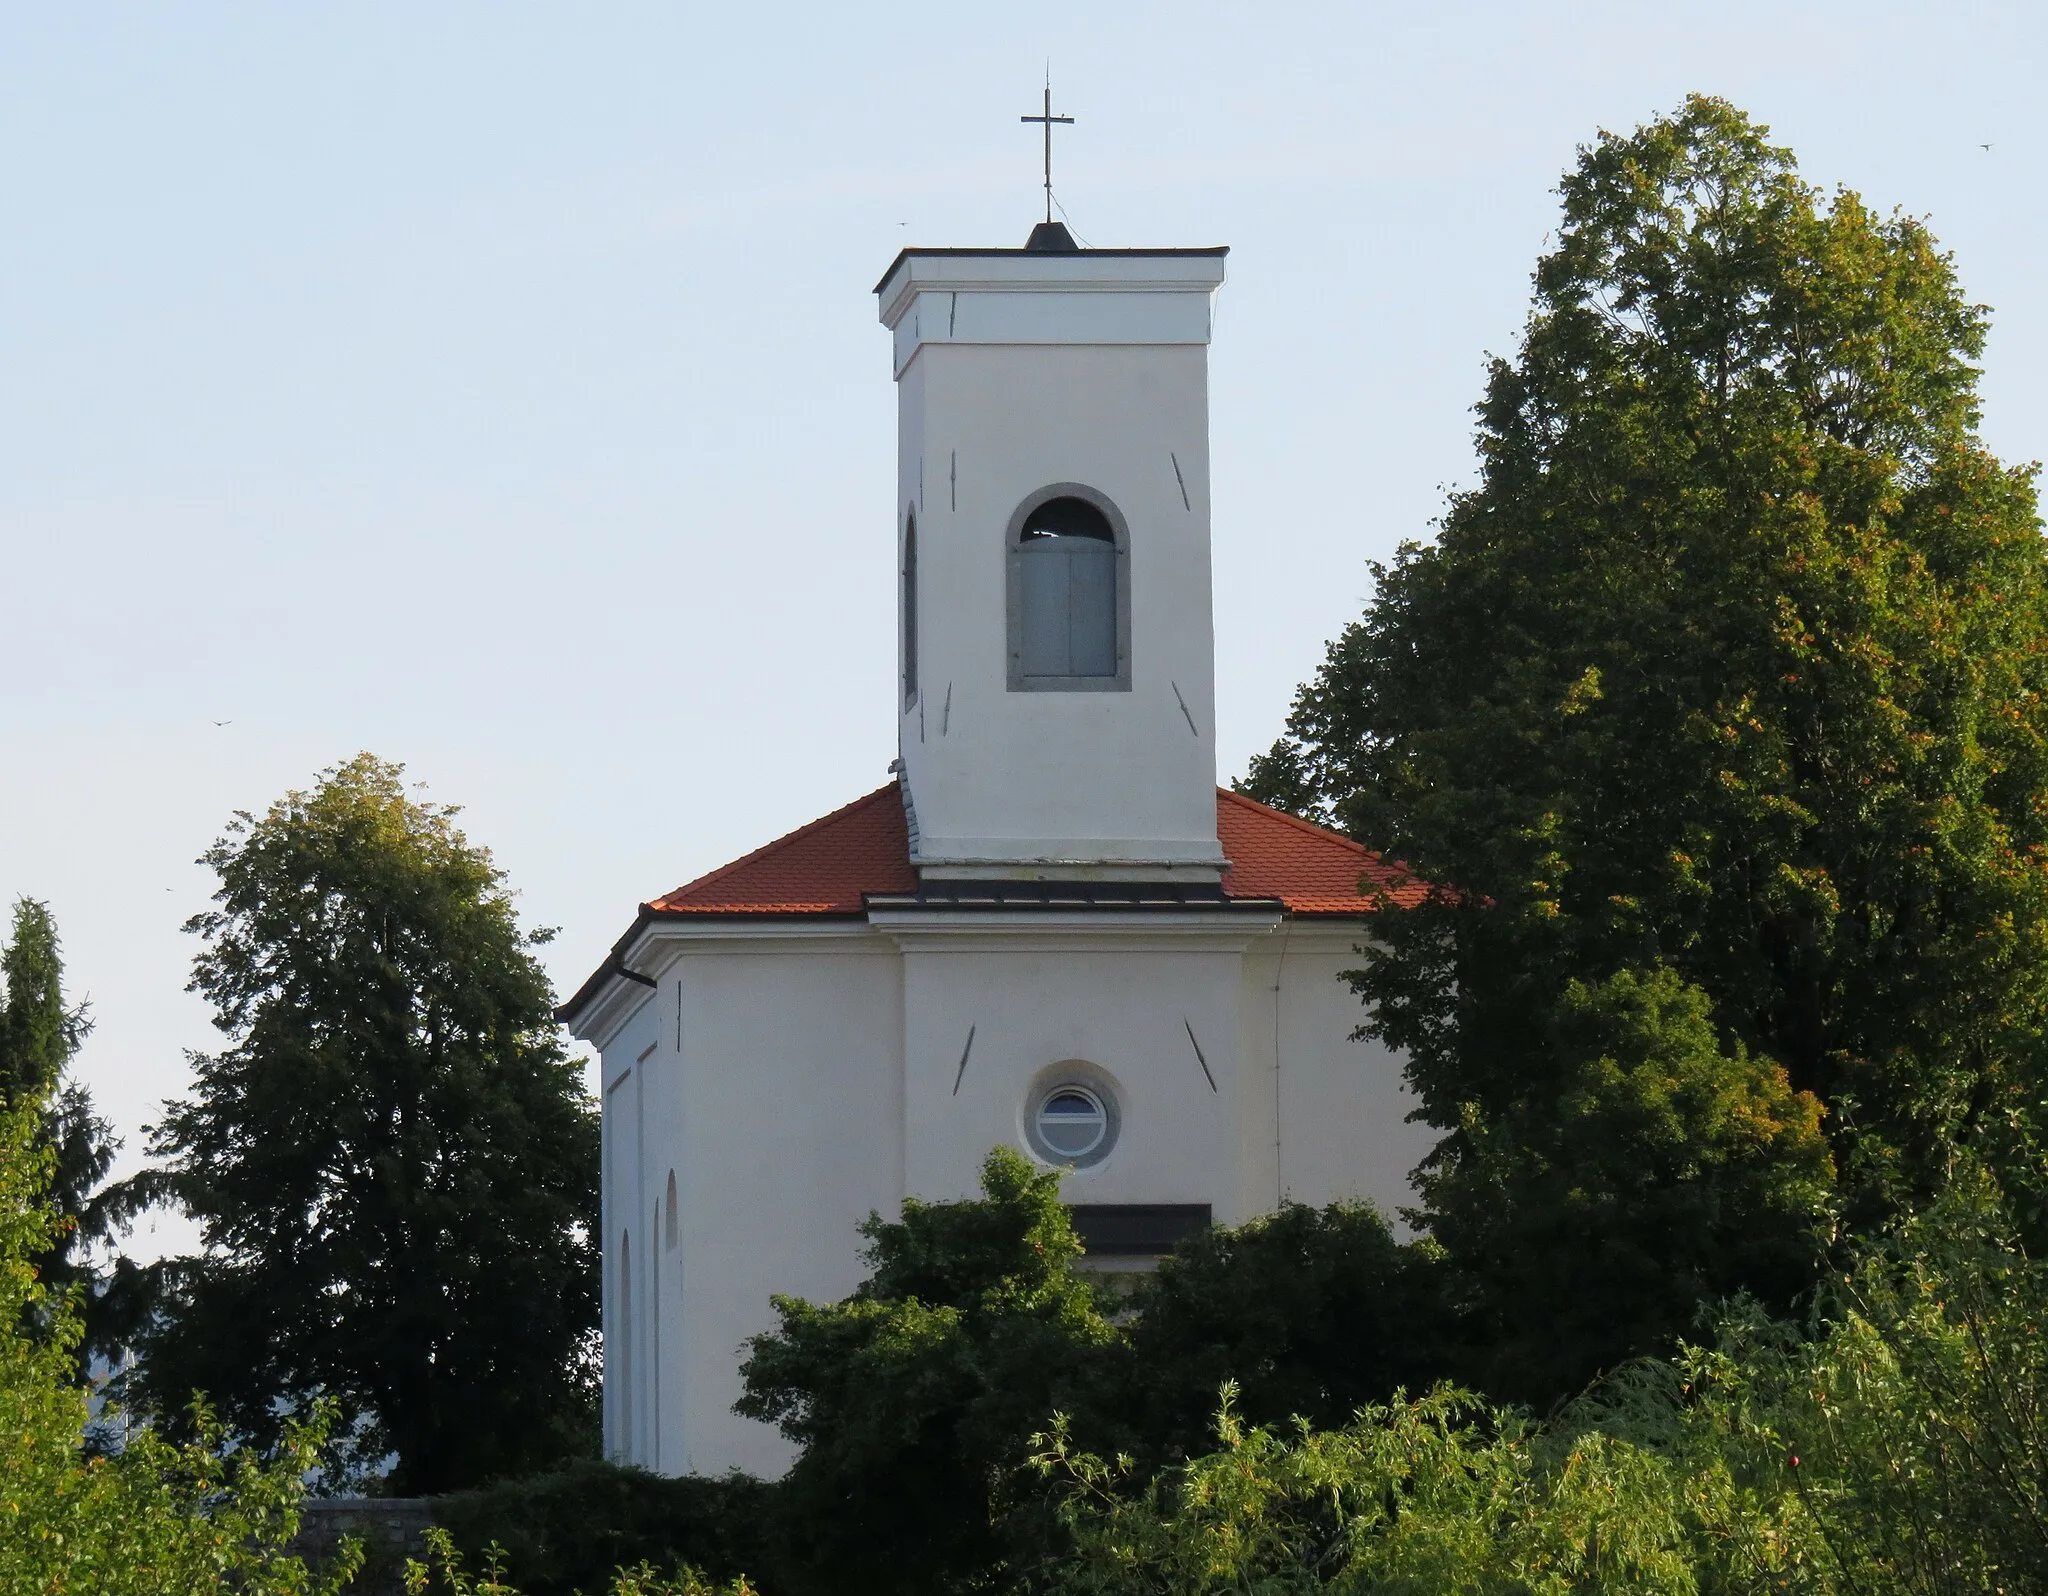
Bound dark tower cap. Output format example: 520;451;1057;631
1024;219;1081;253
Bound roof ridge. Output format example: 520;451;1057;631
651;781;900;909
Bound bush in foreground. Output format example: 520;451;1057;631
1033;1159;2048;1595
432;1459;781;1596
0;1096;358;1594
405;1525;755;1596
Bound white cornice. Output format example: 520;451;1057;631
565;919;885;1049
876;252;1227;330
573;977;652;1055
568;911;1369;1051
1259;921;1375;955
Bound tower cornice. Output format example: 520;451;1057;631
875;246;1228;330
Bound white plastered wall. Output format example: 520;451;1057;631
599;929;903;1478
884;914;1275;1218
594;911;1436;1479
1235;925;1438;1224
883;254;1227;873
599;999;659;1464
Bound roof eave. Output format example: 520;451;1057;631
556;905;664;1031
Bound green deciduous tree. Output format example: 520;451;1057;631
129;753;600;1494
1244;95;2047;1396
736;1148;1116;1596
1442;965;1835;1399
1707;1154;2048;1592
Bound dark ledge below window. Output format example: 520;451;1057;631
865;882;1280;911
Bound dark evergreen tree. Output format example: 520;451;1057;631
128;755;600;1493
1244;96;2045;1400
737;1148;1115;1596
1109;1202;1463;1463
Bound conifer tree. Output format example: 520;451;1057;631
130;755;600;1493
1244;96;2047;1398
0;897;135;1368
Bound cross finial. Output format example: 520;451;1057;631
1019;73;1074;225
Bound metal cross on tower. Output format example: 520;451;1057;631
1019;77;1075;225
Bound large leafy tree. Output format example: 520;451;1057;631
1244;96;2046;1396
130;754;600;1493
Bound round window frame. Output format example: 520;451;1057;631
1036;1085;1108;1160
1022;1063;1123;1169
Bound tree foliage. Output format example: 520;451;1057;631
1107;1201;1460;1466
736;1148;1116;1596
432;1459;782;1596
1034;1158;2048;1595
662;1134;2044;1593
129;753;600;1494
0;896;142;1373
0;1093;361;1595
731;1166;1470;1593
1441;965;1835;1399
405;1525;758;1596
1244;95;2048;1396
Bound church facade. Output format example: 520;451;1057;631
562;223;1433;1478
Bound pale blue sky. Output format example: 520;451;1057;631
2;2;2041;1251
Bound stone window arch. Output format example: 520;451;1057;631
1006;485;1131;692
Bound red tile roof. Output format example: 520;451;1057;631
648;784;915;916
1216;789;1428;913
643;783;1420;919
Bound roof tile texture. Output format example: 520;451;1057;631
1215;789;1427;913
649;785;914;916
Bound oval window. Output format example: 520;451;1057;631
1035;1085;1109;1161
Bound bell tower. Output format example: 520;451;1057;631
875;224;1229;879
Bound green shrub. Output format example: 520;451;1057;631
1032;1159;2048;1594
431;1458;781;1596
405;1524;757;1595
737;1148;1115;1595
1111;1201;1462;1465
0;1097;358;1594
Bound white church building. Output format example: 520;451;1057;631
561;218;1434;1478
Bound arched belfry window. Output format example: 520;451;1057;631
1007;488;1130;692
902;509;919;708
